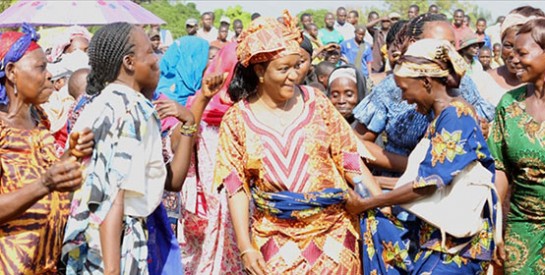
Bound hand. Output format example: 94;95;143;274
154;98;195;125
42;157;83;192
202;72;228;99
69;127;94;158
479;117;490;138
345;188;366;216
493;240;506;267
241;249;268;275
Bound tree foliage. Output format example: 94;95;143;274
0;0;15;13
212;5;252;30
140;0;200;39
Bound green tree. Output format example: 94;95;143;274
0;0;15;13
140;0;200;39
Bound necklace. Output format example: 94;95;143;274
260;97;292;126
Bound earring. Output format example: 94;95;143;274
259;76;264;83
13;84;17;96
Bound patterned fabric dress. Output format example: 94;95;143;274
353;74;496;159
214;87;363;273
0;108;70;274
62;84;167;274
487;86;545;274
180;122;243;274
409;101;497;274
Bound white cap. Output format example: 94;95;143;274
220;16;231;24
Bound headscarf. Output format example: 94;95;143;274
327;65;368;103
500;13;538;38
157;35;209;106
47;25;92;63
186;41;237;126
236;10;303;67
0;23;41;105
394;39;468;79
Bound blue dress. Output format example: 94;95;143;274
353;74;495;158
361;101;499;274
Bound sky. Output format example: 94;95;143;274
190;1;545;21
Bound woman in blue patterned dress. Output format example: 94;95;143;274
347;38;501;274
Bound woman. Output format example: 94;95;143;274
61;22;210;274
353;13;495;175
0;24;93;274
327;64;367;127
214;11;381;274
348;38;500;274
488;18;545;274
489;6;544;91
180;42;243;274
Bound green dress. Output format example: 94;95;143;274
487;86;545;274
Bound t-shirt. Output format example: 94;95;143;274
340;38;373;76
197;27;219;43
334;21;355;41
318;28;344;45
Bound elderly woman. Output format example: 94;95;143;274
347;39;501;274
0;24;93;274
214;11;381;274
488;18;545;274
353;13;496;176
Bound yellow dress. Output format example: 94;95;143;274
0;109;69;274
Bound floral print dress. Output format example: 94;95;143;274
487;86;545;274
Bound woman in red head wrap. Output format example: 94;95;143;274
0;24;93;274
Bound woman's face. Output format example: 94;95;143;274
130;28;160;96
394;75;433;114
512;32;545;83
502;28;517;73
296;48;312;84
10;49;54;105
259;54;301;101
329;77;358;118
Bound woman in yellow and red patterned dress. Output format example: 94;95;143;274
213;11;381;274
0;24;93;274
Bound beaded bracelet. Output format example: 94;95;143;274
179;123;198;137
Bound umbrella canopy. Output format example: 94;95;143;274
0;0;166;27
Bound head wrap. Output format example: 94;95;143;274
500;13;538;38
394;38;467;79
47;25;91;63
327;64;368;101
0;23;41;105
236;10;303;67
328;67;357;86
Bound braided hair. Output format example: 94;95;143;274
86;22;135;96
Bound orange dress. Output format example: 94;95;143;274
214;87;362;274
0;110;70;274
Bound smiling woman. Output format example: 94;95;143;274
349;38;501;274
487;18;545;274
215;10;381;274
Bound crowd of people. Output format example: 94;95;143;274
0;2;544;275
